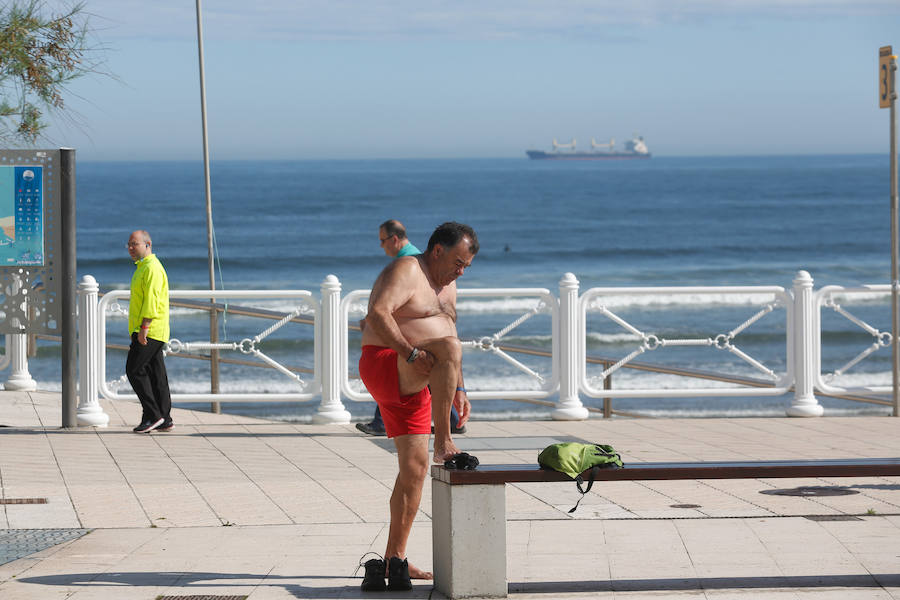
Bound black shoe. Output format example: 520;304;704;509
133;418;164;433
157;419;174;432
387;556;412;591
356;421;386;436
360;557;386;591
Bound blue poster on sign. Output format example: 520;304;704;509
0;166;43;266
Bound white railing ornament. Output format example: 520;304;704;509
76;275;109;427
315;274;351;423
788;271;824;416
553;272;587;420
3;272;37;391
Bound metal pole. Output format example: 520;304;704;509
890;54;898;417
60;148;77;427
195;0;220;412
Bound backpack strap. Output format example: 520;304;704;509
568;466;599;513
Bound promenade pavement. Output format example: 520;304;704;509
1;389;899;599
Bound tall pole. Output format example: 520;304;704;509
196;0;220;411
60;148;77;427
890;53;898;417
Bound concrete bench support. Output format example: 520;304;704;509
431;458;900;599
432;479;507;599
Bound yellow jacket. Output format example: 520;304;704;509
129;254;170;343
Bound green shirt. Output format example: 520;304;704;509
129;254;170;343
397;242;421;257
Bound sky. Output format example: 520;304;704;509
31;0;900;160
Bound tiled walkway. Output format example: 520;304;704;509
1;390;899;598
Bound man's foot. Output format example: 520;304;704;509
360;557;387;591
407;562;433;580
356;421;386;436
157;419;174;432
133;418;164;433
387;557;412;590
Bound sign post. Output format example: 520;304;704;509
881;45;899;416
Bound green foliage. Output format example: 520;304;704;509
0;0;95;144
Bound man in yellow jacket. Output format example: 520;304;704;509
126;230;173;433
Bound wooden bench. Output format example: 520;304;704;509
430;458;900;599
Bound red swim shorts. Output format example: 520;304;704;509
358;345;431;437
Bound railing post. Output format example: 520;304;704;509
76;275;109;427
4;333;36;391
313;275;351;424
603;367;612;419
4;275;36;391
552;272;588;420
787;270;823;417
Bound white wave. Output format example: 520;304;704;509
456;298;550;314
586;292;780;310
828;291;891;305
168;378;310;394
586;332;643;344
819;370;893;388
582;370;769;390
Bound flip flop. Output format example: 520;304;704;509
444;452;479;470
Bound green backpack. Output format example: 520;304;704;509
538;442;624;513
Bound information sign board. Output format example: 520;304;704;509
0;165;44;266
0;150;61;334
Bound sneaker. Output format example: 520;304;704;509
133;418;164;433
157;419;174;432
387;556;412;591
356;421;386;436
360;557;387;592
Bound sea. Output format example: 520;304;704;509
32;154;899;420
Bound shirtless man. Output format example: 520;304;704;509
358;221;478;591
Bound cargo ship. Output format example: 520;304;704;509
526;135;651;160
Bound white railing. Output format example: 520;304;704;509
815;283;892;397
54;270;899;426
95;288;320;401
579;284;793;399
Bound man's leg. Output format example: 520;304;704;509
386;433;432;579
398;336;462;463
371;405;385;429
147;349;172;420
125;334;164;422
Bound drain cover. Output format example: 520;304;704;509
805;515;864;521
760;486;859;497
1;529;89;566
670;504;701;509
0;498;47;505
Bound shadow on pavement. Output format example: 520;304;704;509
17;571;435;599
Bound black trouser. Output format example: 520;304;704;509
126;333;171;422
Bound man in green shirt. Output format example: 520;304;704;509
126;230;173;433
